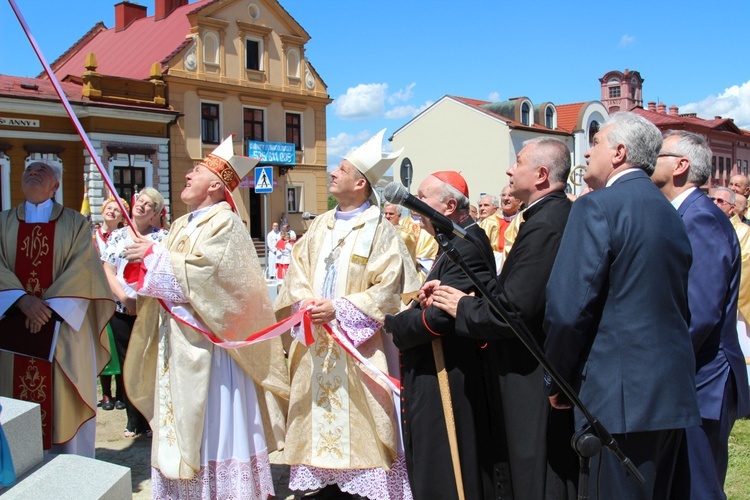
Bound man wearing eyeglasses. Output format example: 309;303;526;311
652;131;749;499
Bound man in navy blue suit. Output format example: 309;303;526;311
544;112;701;499
651;130;750;499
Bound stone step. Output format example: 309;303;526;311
0;397;43;479
1;453;131;499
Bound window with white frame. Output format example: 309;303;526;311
201;102;221;144
286;184;302;213
25;153;63;204
521;102;531;126
287;48;300;78
545;106;555;129
588;121;600;147
245;37;263;71
0;152;10;210
244;107;264;143
203;31;219;66
286;112;302;151
108;153;153;208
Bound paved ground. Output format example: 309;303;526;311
94;389;294;499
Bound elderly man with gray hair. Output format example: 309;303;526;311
385;171;504;499
0;161;115;456
544;112;701;498
652;130;749;498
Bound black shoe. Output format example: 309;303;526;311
115;400;126;410
101;396;115;411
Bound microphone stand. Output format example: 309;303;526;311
433;232;645;499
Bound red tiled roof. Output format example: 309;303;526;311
555;102;586;133
0;73;179;114
0;73;84;102
631;107;743;134
50;0;216;81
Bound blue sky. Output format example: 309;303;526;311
2;0;749;170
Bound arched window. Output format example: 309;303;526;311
588;121;600;147
203;31;219;66
521;102;530;126
545;107;555;129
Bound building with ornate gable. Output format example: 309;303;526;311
49;0;331;238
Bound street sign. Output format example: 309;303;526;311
247;141;296;165
254;166;273;194
400;157;413;190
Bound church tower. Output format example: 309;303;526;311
599;69;644;114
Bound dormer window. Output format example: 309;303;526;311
545;107;555;129
521;102;531;126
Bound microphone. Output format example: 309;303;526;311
301;212;317;220
383;182;468;239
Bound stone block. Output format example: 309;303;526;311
0;397;43;479
1;454;131;499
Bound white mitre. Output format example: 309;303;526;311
344;129;404;188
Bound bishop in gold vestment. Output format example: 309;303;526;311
124;138;289;499
275;129;420;499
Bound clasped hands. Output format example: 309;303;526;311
16;294;52;333
419;279;474;318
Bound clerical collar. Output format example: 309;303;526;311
188;205;212;224
335;201;370;221
25;199;54;223
500;211;518;223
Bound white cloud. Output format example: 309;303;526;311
488;91;500;102
333;83;388;120
326;130;373;169
388;83;416;104
680;80;750;130
384;101;433;119
619;34;636;46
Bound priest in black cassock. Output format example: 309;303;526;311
384;171;509;500
430;137;578;500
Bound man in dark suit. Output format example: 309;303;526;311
429;137;576;499
384;171;508;500
651;130;750;498
544;112;701;499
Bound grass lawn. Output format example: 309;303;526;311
726;417;750;499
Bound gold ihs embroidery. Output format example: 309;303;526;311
20;225;49;267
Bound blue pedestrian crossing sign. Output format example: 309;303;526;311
254;166;273;194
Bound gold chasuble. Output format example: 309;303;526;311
126;202;289;479
275;205;420;471
731;214;750;320
0;203;114;447
478;214;500;252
